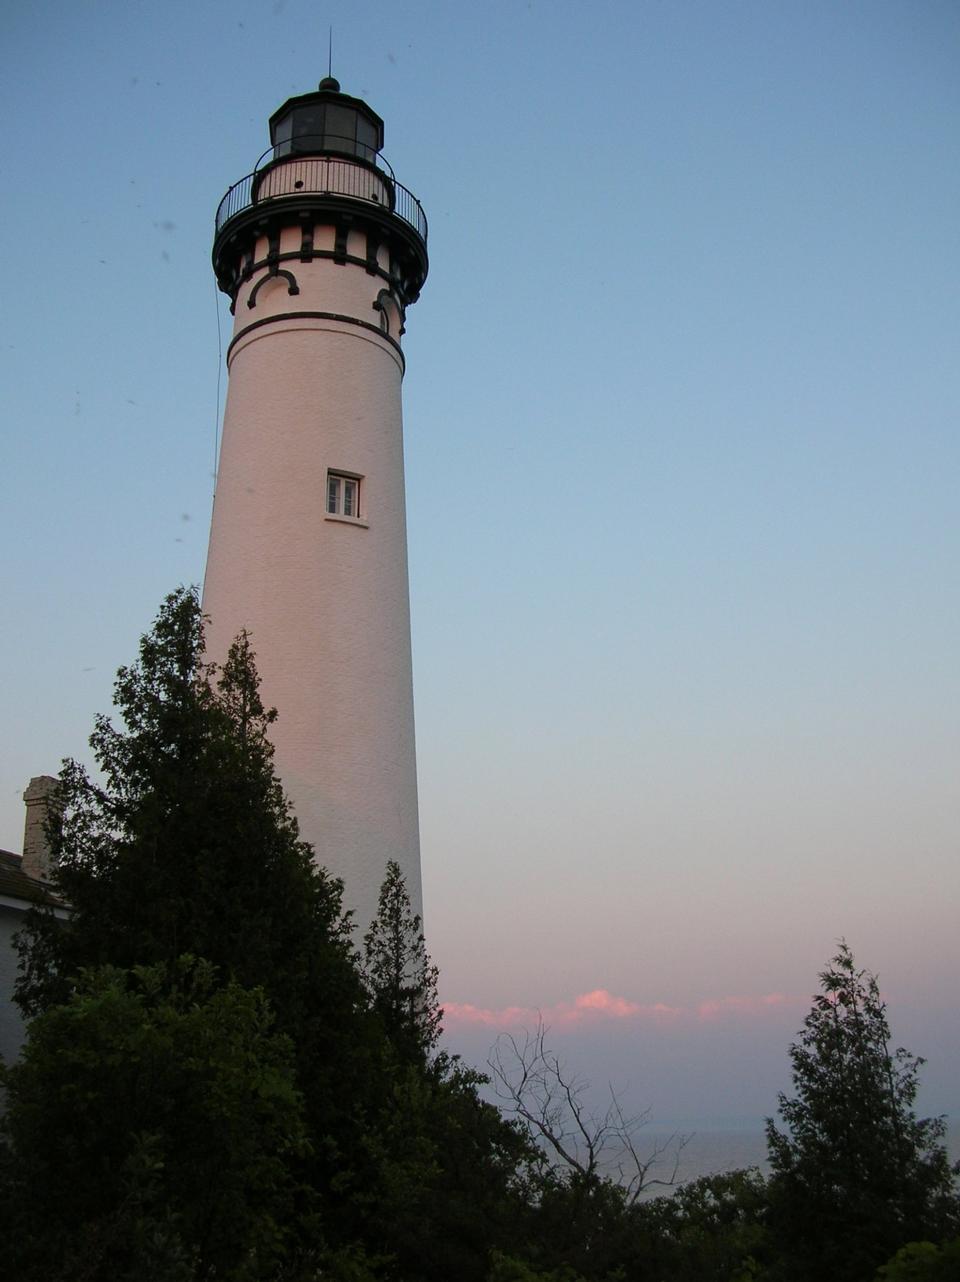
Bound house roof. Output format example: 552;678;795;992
0;848;61;908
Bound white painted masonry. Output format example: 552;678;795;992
203;86;426;932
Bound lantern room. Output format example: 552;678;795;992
268;76;385;165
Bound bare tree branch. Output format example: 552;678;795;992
488;1016;690;1204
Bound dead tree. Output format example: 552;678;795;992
488;1019;689;1204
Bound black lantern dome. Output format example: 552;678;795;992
213;79;428;310
269;77;385;165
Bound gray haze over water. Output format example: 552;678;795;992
645;1120;960;1192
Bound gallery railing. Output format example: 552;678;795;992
214;138;428;246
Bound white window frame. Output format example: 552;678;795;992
325;470;367;526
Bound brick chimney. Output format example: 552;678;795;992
22;775;61;882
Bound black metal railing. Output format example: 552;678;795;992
214;139;427;245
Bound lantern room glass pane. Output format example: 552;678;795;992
292;105;324;150
324;105;356;152
356;116;378;162
274;113;293;151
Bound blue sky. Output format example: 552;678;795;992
3;0;958;1124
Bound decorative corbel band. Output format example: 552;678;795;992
333;217;351;263
247;269;301;309
365;228;382;276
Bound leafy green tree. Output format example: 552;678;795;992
638;1168;771;1281
766;943;959;1282
390;1062;541;1282
521;1171;635;1280
487;1250;588;1281
0;958;306;1281
876;1238;960;1281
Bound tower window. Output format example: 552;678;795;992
326;471;361;519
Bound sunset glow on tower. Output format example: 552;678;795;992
203;78;428;927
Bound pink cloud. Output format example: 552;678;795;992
443;989;683;1030
442;989;802;1030
572;989;641;1018
442;1002;531;1028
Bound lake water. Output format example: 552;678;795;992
640;1120;960;1193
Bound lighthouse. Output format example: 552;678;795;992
203;79;428;928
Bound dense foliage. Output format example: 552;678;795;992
1;590;956;1280
2;959;306;1280
765;944;959;1282
2;589;531;1279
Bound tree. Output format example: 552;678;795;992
358;861;537;1282
363;859;441;1064
486;1021;691;1281
15;589;374;1116
16;588;360;1036
486;1252;587;1282
4;589;582;1280
9;588;384;1270
638;1168;772;1282
0;959;306;1281
876;1238;960;1282
489;1019;686;1205
765;943;959;1282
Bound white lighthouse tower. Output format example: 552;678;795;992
203;79;428;927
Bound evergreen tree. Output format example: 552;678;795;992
6;590;543;1281
363;859;441;1064
10;588;384;1271
16;588;359;1035
766;943;959;1282
355;861;540;1281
